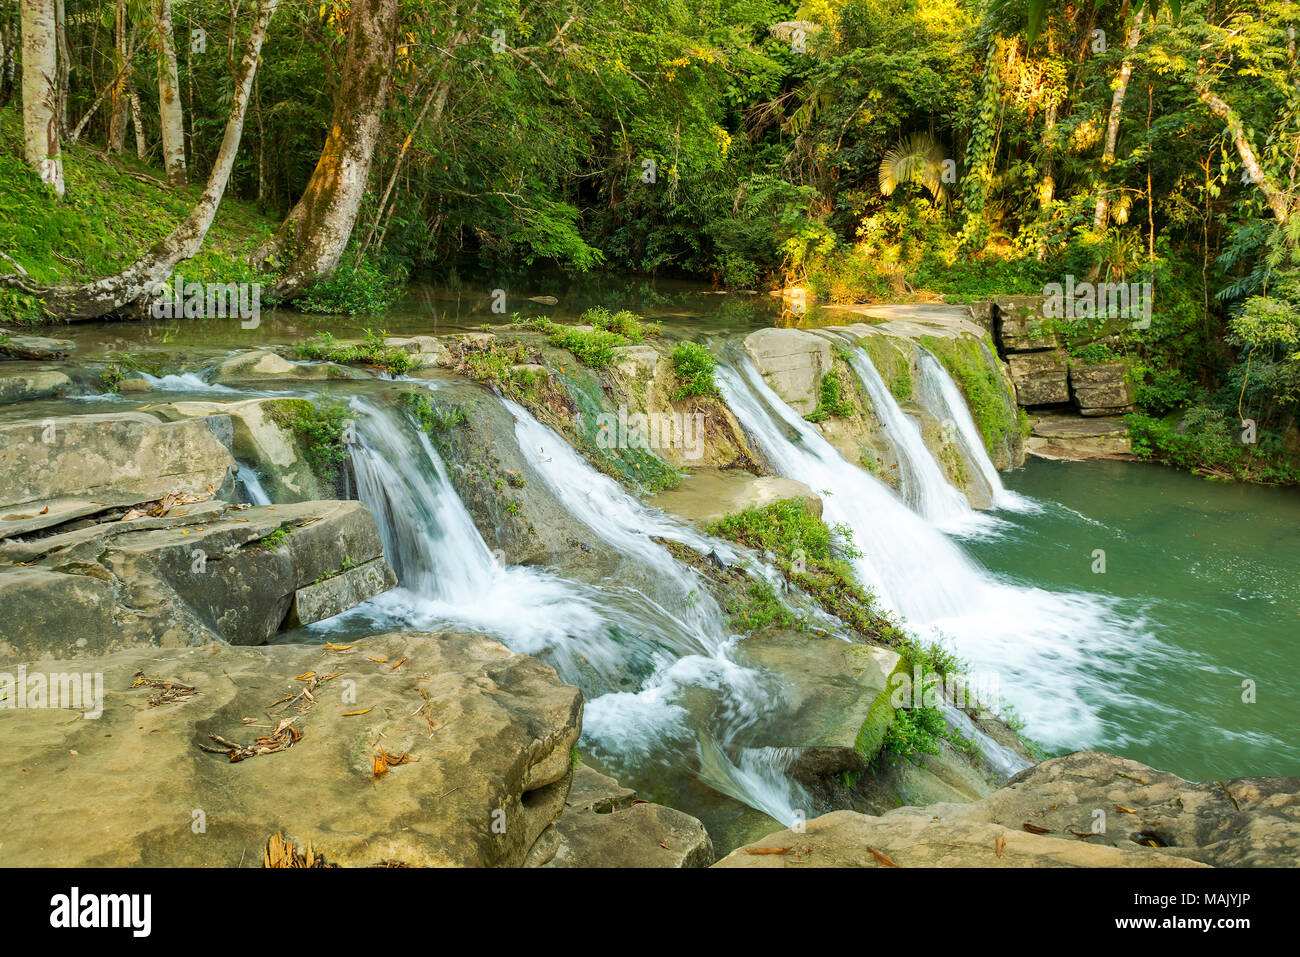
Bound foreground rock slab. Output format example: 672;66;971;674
525;766;714;867
719;751;1300;867
1028;415;1131;458
0;411;236;538
0;632;582;867
0;499;394;656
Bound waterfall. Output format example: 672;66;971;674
504;397;812;819
913;349;1035;512
718;359;1158;751
236;463;272;506
337;394;809;826
842;344;987;534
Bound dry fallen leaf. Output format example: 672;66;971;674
324;642;353;651
994;835;1005;858
1023;823;1052;835
343;707;374;717
367;656;388;663
744;846;793;855
1116;805;1137;814
865;845;899;868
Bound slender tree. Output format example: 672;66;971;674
255;0;400;298
3;0;282;317
20;0;64;195
152;0;186;186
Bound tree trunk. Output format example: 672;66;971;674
129;86;147;159
256;0;400;298
20;0;64;195
0;10;16;110
1198;86;1291;224
3;0;282;318
54;0;68;128
107;0;129;153
152;0;186;187
1092;8;1145;229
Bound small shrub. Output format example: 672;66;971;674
669;341;720;400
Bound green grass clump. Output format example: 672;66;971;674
707;497;896;640
582;306;662;342
401;392;469;434
252;522;295;551
804;369;854;423
669;341;721;401
548;324;629;368
296;329;413;376
294;257;408;315
722;576;800;632
0;109;275;324
266;398;353;485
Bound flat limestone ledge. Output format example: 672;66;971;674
524;766;714;868
816;308;989;343
0;330;75;360
649;469;822;526
718;751;1300;867
0;632;583;867
0;411;236;538
152;397;327;502
737;633;904;786
0;499;394;657
1028;414;1132;459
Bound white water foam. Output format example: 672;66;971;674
719;359;1161;751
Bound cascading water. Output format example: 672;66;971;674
503;398;812;822
331;394;809;827
236;463;272;506
913;348;1035;513
718;358;1165;751
841;343;988;534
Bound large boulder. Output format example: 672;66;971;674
717;751;1300;867
0;632;583;867
0;411;236;538
743;328;832;415
995;296;1060;352
153;397;331;502
524;765;714;867
0;499;395;657
0;330;74;360
1069;360;1134;416
0;369;71;402
215;349;366;384
1008;350;1069;406
736;632;903;786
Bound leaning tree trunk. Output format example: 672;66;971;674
255;0;399;299
1199;87;1291;224
152;0;186;187
1092;8;1145;229
20;0;64;195
107;0;129;153
2;0;281;318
